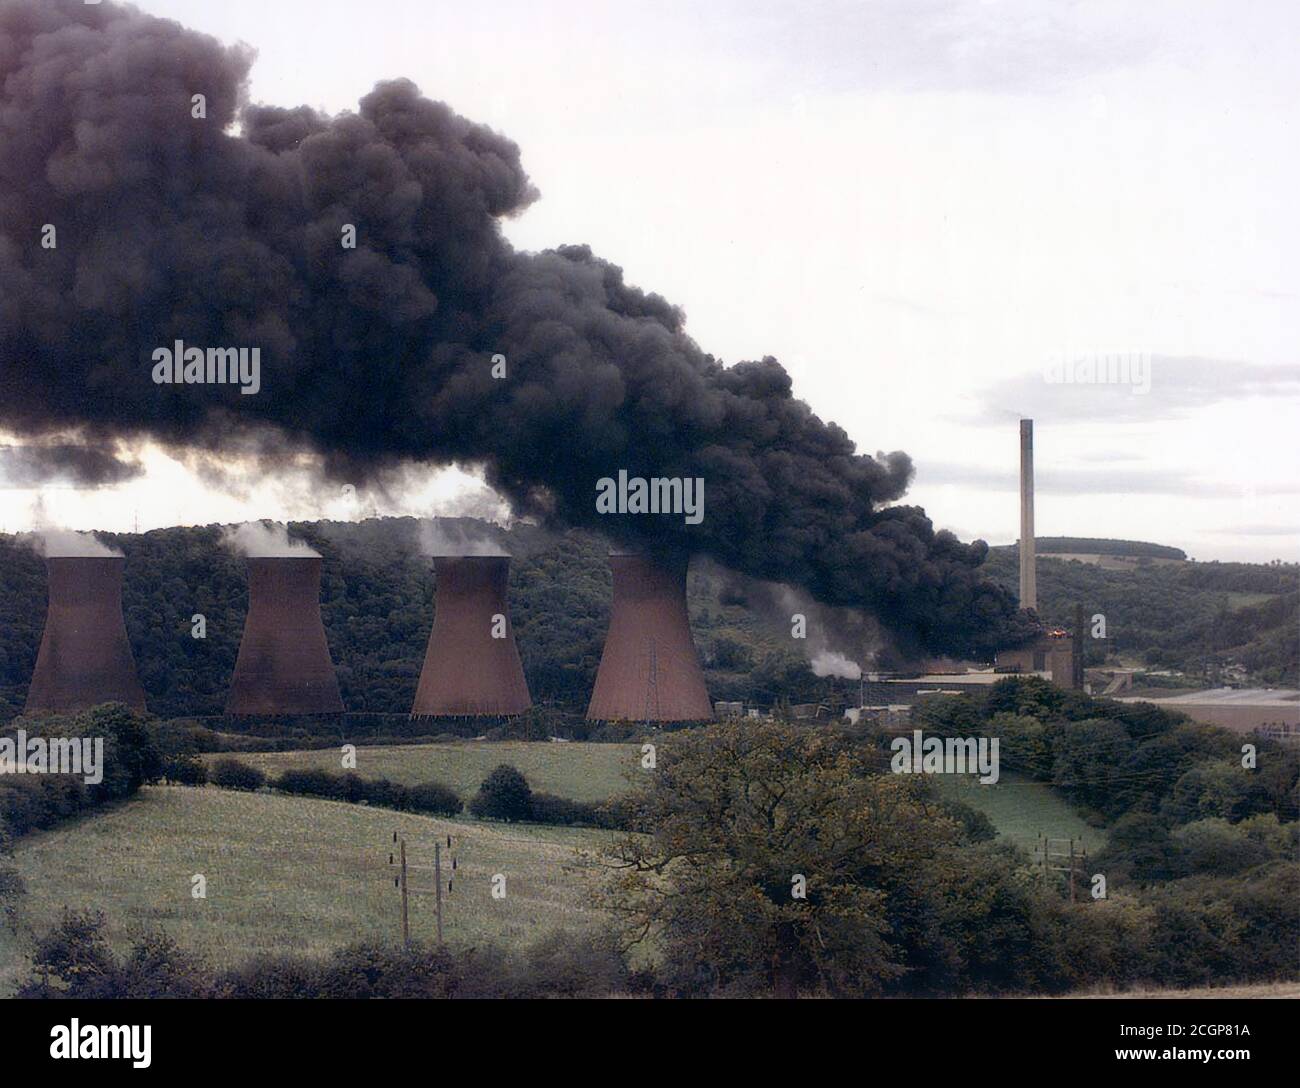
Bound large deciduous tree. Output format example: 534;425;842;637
602;721;970;997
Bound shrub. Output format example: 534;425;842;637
162;755;208;786
208;758;265;792
406;781;463;816
468;764;532;821
514;930;630;997
272;769;461;816
0;705;158;840
274;768;344;798
360;777;409;810
529;792;600;826
215;955;323;999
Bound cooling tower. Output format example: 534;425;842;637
586;554;712;722
25;557;147;714
225;557;344;715
411;556;532;716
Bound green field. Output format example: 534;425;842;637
205;741;641;803
934;771;1108;857
0;786;611;996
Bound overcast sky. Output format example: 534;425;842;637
4;0;1297;561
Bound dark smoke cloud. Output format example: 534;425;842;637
0;0;1035;655
0;443;141;487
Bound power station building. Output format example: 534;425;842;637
25;556;147;714
586;553;712;722
225;557;344;715
411;556;532;717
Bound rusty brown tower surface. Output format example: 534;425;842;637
411;556;532;717
25;556;147;714
225;557;344;715
586;553;712;722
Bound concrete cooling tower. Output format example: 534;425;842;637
586;554;712;722
411;556;532;716
225;557;344;715
25;557;147;714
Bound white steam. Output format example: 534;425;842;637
417;519;509;557
22;529;122;558
810;650;863;680
220;521;320;557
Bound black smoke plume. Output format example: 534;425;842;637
0;0;1036;656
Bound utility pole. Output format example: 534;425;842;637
390;832;456;945
434;841;445;946
390;831;410;947
1039;833;1087;904
400;836;410;946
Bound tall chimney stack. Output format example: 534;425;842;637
25;557;147;714
1019;418;1037;612
225;557;344;715
411;556;532;717
586;553;712;722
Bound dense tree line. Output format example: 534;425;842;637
913;678;1298;882
1031;537;1187;559
985;546;1298;683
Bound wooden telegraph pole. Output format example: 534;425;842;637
1039;833;1087;903
390;831;410;947
400;836;410;946
390;831;455;946
434;841;445;945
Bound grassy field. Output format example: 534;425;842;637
934;771;1108;856
204;741;641;803
0;786;612;996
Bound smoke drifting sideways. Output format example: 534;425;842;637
0;444;141;488
220;521;319;558
0;0;1036;657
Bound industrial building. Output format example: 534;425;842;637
411;556;532;717
587;553;713;722
1116;687;1300;743
225;557;344;715
994;628;1081;688
24;556;147;714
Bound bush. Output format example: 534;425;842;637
528;792;600;826
274;768;344;798
406;781;463;817
273;768;462;816
208;758;265;792
514;930;630;997
468;764;532;822
0;705;157;840
215;954;323;999
360;777;409;809
162;755;208;786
